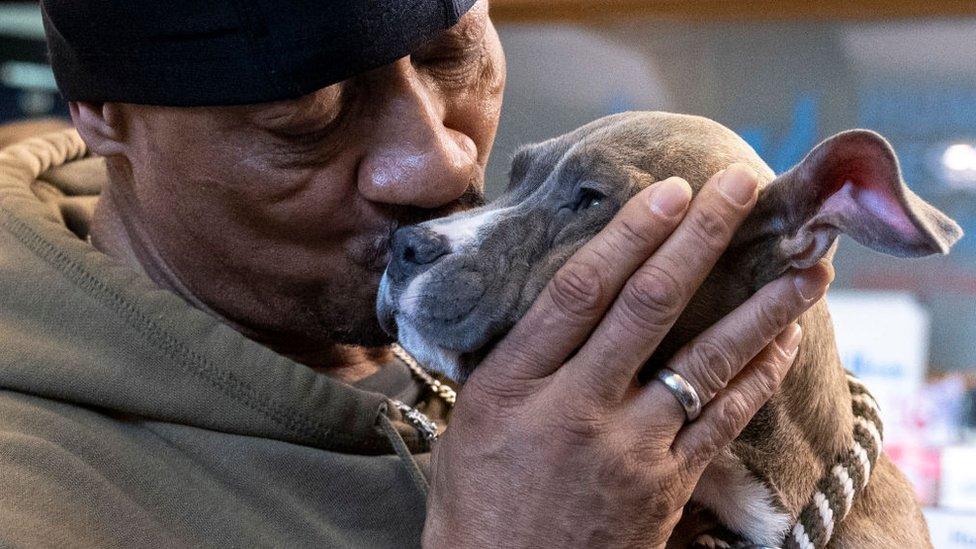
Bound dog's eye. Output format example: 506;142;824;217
572;187;606;211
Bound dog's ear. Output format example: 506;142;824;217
766;130;963;269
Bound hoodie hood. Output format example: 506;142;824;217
0;129;429;455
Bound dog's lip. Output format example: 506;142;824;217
376;271;399;337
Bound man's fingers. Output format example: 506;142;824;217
632;261;832;427
670;325;802;471
565;164;759;395
481;177;692;381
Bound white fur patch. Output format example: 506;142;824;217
398;271;432;317
396;322;461;380
426;207;510;251
692;452;792;546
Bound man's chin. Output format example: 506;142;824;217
320;287;394;347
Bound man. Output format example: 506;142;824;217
0;0;831;546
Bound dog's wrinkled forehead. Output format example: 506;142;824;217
420;111;774;265
505;111;774;203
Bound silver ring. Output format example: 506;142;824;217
655;367;702;422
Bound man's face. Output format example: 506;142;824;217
105;1;504;351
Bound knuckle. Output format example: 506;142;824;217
753;355;789;394
464;374;531;414
620;431;656;462
473;358;540;401
586;242;621;273
649;475;688;511
676;438;713;473
753;294;794;336
717;393;753;439
619;265;684;331
682;338;737;398
687;203;733;253
611;215;656;251
568;361;619;404
547;260;604;322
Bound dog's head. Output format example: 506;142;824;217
377;111;962;381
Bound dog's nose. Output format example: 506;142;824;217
388;226;450;281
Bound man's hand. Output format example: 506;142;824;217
422;165;832;547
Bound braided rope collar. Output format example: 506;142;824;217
693;372;884;549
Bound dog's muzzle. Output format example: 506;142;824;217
386;225;450;285
377;224;453;337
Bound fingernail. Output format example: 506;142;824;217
650;177;692;218
776;323;802;354
794;268;829;300
718;164;758;206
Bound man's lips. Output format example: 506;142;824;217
355;184;486;271
346;227;395;273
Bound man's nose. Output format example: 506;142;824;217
358;59;480;209
388;225;451;282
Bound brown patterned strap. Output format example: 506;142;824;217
693;372;883;549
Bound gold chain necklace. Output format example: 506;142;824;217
390;343;456;406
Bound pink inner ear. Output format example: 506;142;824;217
821;176;921;241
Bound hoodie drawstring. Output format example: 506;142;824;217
378;405;430;497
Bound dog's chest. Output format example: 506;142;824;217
691;451;792;547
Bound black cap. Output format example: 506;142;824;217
40;0;478;106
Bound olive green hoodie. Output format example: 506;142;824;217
0;130;446;548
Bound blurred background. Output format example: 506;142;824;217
2;0;974;544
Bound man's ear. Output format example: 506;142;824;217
768;129;963;269
68;101;127;157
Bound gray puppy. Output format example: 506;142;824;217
377;112;961;547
